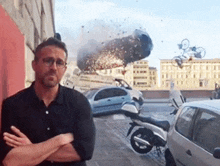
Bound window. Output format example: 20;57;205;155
199;81;203;87
95;89;111;100
193;109;220;153
112;88;127;97
84;89;98;99
175;107;197;139
94;88;127;101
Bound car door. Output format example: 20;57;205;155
189;109;220;166
111;88;131;110
167;106;197;166
92;88;113;113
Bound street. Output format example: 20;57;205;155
87;103;175;166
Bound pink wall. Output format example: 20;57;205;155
0;5;25;128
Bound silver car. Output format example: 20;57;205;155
166;100;220;166
83;86;133;116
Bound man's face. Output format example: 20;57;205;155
32;45;67;88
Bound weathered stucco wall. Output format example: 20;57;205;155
0;0;55;87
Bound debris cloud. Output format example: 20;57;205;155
77;29;153;71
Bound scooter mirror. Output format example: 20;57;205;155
170;108;178;115
121;102;139;114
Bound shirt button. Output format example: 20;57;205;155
47;127;50;131
46;111;49;114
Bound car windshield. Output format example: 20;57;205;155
83;89;99;99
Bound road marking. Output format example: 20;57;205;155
112;114;126;120
95;161;100;166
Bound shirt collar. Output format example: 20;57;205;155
29;82;64;105
55;84;64;105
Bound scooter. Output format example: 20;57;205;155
121;96;184;155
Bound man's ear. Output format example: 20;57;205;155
32;60;36;71
64;65;67;73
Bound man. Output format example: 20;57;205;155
0;37;96;166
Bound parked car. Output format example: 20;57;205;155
83;86;135;116
165;100;220;166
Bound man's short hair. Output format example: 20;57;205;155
34;37;68;60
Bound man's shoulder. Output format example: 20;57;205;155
60;85;88;104
4;86;32;104
61;85;84;97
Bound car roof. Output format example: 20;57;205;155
90;85;127;91
182;99;220;114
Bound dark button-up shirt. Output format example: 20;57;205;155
0;83;96;166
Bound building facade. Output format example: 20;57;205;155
132;60;149;90
149;67;158;88
160;58;220;90
62;59;158;91
0;0;55;126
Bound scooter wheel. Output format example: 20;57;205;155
130;129;153;154
165;149;176;166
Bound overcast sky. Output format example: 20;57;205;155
55;0;220;70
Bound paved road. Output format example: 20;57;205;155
87;98;209;166
87;103;175;166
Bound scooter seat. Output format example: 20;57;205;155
135;116;170;131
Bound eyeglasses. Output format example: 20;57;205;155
42;57;67;68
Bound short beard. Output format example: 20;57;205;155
42;79;58;88
40;73;59;88
42;75;60;88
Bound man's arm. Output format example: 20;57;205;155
2;133;73;166
46;143;81;162
4;126;81;163
72;92;96;161
47;92;96;163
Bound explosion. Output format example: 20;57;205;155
77;29;153;71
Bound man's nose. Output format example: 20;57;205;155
50;61;58;69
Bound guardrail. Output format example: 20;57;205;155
143;98;210;103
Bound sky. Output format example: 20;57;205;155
55;0;220;71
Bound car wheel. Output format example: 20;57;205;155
165;149;176;166
130;129;153;154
